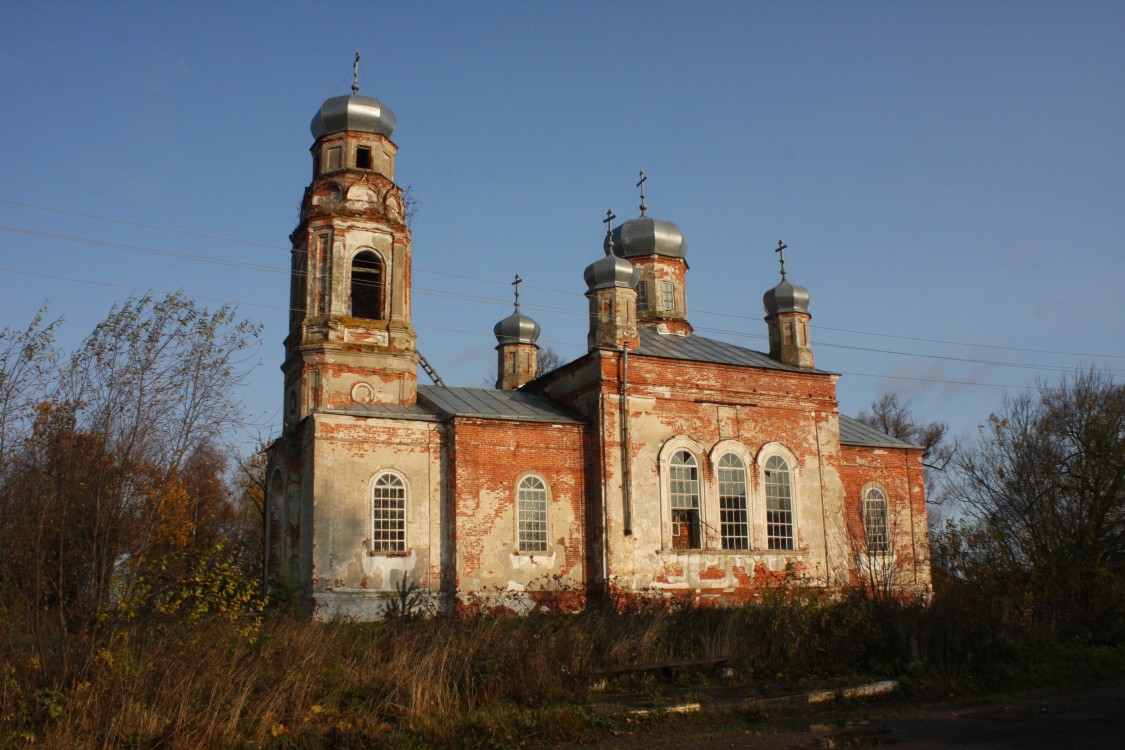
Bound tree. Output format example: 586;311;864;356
857;392;953;504
857;392;952;473
536;345;564;376
944;370;1125;640
0;294;263;650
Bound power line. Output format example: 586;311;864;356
6;201;1123;362
0;199;287;251
2;264;1115;394
1;239;1120;379
2;215;1122;370
0;226;286;275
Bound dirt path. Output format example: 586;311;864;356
562;683;1125;749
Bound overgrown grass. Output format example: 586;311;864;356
3;583;1123;748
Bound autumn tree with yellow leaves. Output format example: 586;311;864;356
0;294;265;656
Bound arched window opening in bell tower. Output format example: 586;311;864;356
351;251;384;319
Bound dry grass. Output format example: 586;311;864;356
4;584;1121;748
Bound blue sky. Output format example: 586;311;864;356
1;1;1122;451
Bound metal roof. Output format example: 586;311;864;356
838;414;918;449
324;401;440;421
632;329;833;375
311;93;396;139
612;215;688;259
418;385;585;424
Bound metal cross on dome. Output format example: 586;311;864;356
603;209;617;254
637;170;648;216
775;240;788;279
352;51;361;94
512;274;523;310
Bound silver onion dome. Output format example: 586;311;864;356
311;93;397;139
611;216;688;259
763;277;811;316
585;233;640;292
494;308;541;345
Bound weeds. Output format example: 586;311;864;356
2;583;1122;748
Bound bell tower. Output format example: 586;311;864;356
283;60;418;430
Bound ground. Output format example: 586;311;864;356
552;682;1125;749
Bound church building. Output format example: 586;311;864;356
266;78;931;620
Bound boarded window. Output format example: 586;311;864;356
372;473;406;552
765;455;795;550
670;450;701;549
718;453;749;550
661;281;674;311
517;476;548;553
351;251;383;319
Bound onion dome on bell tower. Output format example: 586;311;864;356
610;172;691;335
763;241;814;369
494;275;541;390
282;54;420;428
585;210;640;351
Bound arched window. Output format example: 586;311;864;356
372;473;405;552
670;450;701;549
863;486;889;554
718;453;749;550
351;251;383;319
764;455;794;550
517;476;548;553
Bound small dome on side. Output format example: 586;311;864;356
584;252;639;292
311;93;397;139
763;278;811;316
494;309;541;345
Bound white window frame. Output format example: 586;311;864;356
756;444;799;552
861;483;890;554
517;474;549;553
660;280;674;311
371;470;407;553
716;451;750;550
659;437;707;551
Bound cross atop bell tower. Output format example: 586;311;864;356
282;64;419;429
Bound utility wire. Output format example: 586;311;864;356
2;216;1123;371
0;264;1116;393
4;203;1123;361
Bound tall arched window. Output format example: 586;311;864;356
372;473;405;552
863;486;889;554
764;456;794;550
351;251;383;319
670;450;701;549
517;476;548;553
718;453;749;550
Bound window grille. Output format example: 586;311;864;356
636;281;648;310
518;476;548;553
863;487;889;553
718;453;749;550
764;455;794;550
372;473;406;552
669;450;701;549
